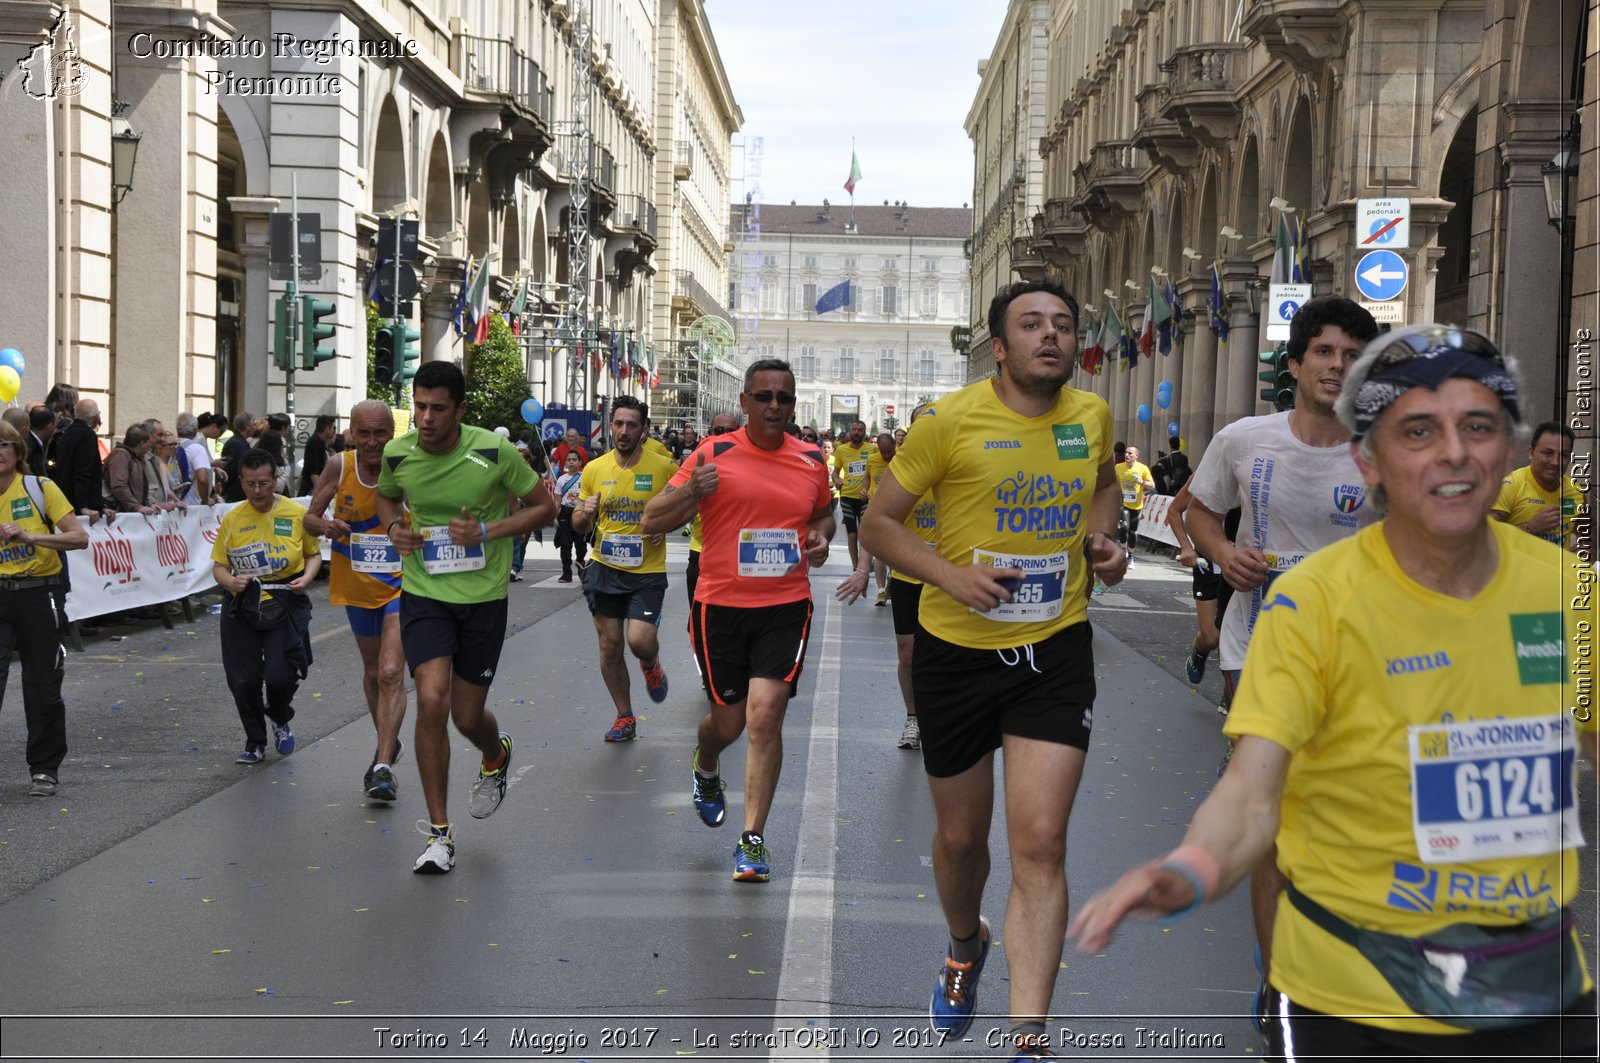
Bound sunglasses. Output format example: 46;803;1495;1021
1373;326;1503;369
710;425;733;436
746;390;796;405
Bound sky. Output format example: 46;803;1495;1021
701;0;1009;210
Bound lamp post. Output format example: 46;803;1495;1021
110;100;141;208
1545;135;1579;423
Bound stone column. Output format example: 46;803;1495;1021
1177;273;1218;455
228;200;282;420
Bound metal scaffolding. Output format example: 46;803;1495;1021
562;0;595;412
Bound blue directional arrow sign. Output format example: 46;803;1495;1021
1355;250;1408;302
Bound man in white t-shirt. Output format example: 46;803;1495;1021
174;412;215;506
1184;295;1379;1020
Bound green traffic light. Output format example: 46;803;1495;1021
1257;345;1294;410
397;324;421;384
300;295;337;370
373;325;396;386
272;295;293;371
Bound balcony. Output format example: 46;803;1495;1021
672;268;730;325
589;147;617;215
1035;198;1088;263
1131;82;1195;176
455;36;553;131
614;194;658;247
1162;43;1249;150
1240;0;1346;76
673;140;693;181
1071;141;1142;217
1011;235;1047;282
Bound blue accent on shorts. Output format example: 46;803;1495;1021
345;599;401;638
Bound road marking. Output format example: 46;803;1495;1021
771;596;840;1058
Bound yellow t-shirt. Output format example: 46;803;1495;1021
210;495;320;600
892;494;939;587
1116;460;1152;510
578;448;678;574
1493;466;1585;551
833;441;876;500
866;449;891;500
688;512;703;553
1226;520;1597;1032
889;379;1112;649
644;436;673;461
0;475;74;577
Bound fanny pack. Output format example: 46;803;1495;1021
1287;883;1581;1029
230;577;292;632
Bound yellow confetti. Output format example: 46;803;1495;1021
727;954;737;959
202;899;213;904
333;1000;354;1005
916;893;926;899
307;866;321;871
134;672;143;676
741;932;752;938
353;908;369;913
654;989;668;996
313;692;322;698
211;949;231;955
746;969;765;975
454;898;469;903
488;943;499;948
254;988;269;994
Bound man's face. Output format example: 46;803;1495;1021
412;386;465;448
566;429;582;449
681;428;699;448
1126;446;1140;465
710;413;739;437
348;408;394;466
993;292;1076;394
1292;325;1367;414
610;408;645;455
319;424;337;443
740;370;797;439
134;436;153;457
1354;378;1515;543
848;420;866;445
877;433;896;461
1528;430;1573;492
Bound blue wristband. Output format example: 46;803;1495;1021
479;520;489;544
1156;861;1207;924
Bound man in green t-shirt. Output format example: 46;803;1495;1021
376;361;556;874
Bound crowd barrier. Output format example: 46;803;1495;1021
1134;492;1179;548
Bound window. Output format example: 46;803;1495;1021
801;282;816;312
798;345;817;379
920;350;937;382
805;255;818;268
759;284;777;313
878;349;897;381
880;286;899;316
763;253;778;267
838;347;856;381
923;285;938;316
962;287;971;319
846;284;860;312
923;258;939;272
842;256;857;269
882;256;899;271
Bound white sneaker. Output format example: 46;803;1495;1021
897;715;921;749
412;821;455;874
468;733;512;819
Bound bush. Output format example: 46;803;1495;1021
463;315;528;431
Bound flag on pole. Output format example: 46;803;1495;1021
1099;302;1125;371
451;257;472;337
815;280;853;314
506;276;529;336
367;258;391;305
1293;215;1310;283
1165;278;1184;358
1144;276;1173;359
1210;264;1230;348
1080;306;1104;374
1269;214;1294;286
844;151;862;195
462;255;493;344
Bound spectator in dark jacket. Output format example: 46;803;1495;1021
298;415;336;495
27;407;54;477
50;399;104;515
105;425;155;513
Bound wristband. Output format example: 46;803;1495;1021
387;518;402;537
479;520;489;544
1156;843;1222;924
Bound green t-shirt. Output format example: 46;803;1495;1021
377;424;538;604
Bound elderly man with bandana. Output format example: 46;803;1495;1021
1070;324;1599;1058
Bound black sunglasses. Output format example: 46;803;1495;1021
746;390;796;405
1374;326;1503;369
710;425;731;436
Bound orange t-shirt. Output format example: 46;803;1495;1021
671;429;833;608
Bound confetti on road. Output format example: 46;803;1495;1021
211;949;231;955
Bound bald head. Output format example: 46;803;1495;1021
76;399;99;421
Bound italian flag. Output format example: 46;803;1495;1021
844;151;862;195
466;255;493;344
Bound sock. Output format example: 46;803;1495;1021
482;742;508;772
949;924;984;965
430;822;451;836
1010;1022;1048;1053
693;747;719;778
372;762;391;773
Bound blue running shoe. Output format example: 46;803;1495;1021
640;658;669;703
235;747;265;765
691;747;726;827
272;722;295;756
1185;639;1207;685
929;916;990;1038
604;714;638;742
733;831;770;883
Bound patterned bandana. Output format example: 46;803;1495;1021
1340;326;1521;439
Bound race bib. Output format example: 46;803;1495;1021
1122;487;1138;504
599;533;644;568
974;549;1068;623
349;532;401;574
1263;551;1306;591
847;459;867;478
738;528;800;577
419;525;486;575
1409;714;1583;863
228;543;274;578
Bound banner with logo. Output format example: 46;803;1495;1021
1136;493;1178;548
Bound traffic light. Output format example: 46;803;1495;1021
395;324;421;384
373;323;421;387
272;295;293;371
300;295;337;370
373;326;396;386
1258;344;1294;411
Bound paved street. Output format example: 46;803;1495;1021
0;535;1592;1061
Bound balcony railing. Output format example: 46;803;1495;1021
1168;43;1247;99
673;268;729;324
673;140;693;180
594;147;616;192
456;36;552;124
616;195;658;240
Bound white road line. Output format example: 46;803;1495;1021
771;596;841;1058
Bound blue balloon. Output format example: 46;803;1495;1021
1156;390;1172;410
0;348;24;376
1137;403;1151;424
520;397;544;425
1168;421;1181;437
1157;379;1173;395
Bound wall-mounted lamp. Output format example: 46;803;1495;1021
1219;226;1243;243
1150;265;1168;277
110;100;142;208
1181;247;1202;262
1268;196;1294;213
1124;279;1140;292
1543;138;1578;233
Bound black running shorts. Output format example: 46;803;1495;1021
582;563;668;625
399;592;509;686
913;621;1096;778
839;496;868;534
888;576;923;637
689;598;813;707
1191;563;1223;602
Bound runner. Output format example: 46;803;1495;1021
642;358;833;884
1114;445;1154;561
1492;420;1586;553
304;399;406;801
571;396;677;743
684;412;741;607
554;451;586;583
837;405;934;750
865;432;896;605
860;279;1126;1060
832;419;876;570
1070;324;1599;1058
375;361;556;874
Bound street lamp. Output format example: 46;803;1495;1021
1542;140;1578;232
110;100;142;207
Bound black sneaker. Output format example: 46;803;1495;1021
1185;640;1207;684
364;764;398;802
28;773;57;797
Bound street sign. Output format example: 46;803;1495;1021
1360;299;1405;324
1266;283;1311;341
542;418;568;443
269;212;322;280
376;217;420;262
1355;250;1408;302
885;403;896;416
1357;198;1411;248
373;264;419;301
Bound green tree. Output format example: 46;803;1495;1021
463;314;528;431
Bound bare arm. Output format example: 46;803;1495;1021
1188;499;1268;592
1;510;91;554
1086;459;1130;586
301;454;349;538
1166;482;1198;565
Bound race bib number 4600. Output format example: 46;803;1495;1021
1409;714;1583;863
738;528;800;577
419;526;486;575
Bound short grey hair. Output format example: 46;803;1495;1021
176;412;198;438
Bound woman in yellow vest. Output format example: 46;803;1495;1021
210;449;321;763
0;421;87;797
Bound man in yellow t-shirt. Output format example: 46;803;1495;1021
831;419;877;570
862;281;1128;1056
1114;444;1155;558
1072;325;1599;1058
573;396;677;743
1492;420;1586;553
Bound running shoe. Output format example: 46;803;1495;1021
1092;579;1106;596
691;747;726;827
412;821;455;874
733;831;771;882
364;764;398;802
604;713;638;742
235;748;265;765
28;773;57;797
1009;1044;1055;1062
897;715;921;750
640;657;669;703
929;915;990;1038
508;571;522;582
468;732;512;819
875;589;889;607
1185;640;1207;685
272;722;295;756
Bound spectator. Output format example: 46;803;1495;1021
50;399;105;516
173;412;215;505
256;429;293;494
104;424;155;513
26;407;54;476
1;409;27;433
140;421;182;510
553;451;586;582
551;427;590;470
43;383;78;429
299;415;337;495
219;412;254;504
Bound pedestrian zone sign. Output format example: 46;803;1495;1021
542;418;568;442
1266;283;1311;341
1357;198;1411;248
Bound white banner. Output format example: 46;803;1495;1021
1135;493;1179;548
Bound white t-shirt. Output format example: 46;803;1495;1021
176;439;213;506
1188;412;1377;670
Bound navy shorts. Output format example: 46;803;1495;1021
582;563;668;625
399;592;509;686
